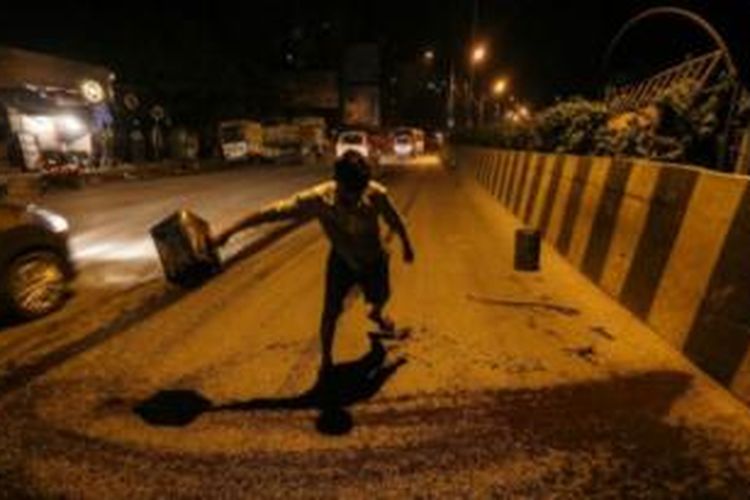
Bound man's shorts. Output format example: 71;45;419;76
325;251;390;311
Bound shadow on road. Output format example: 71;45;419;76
22;367;748;495
134;337;406;435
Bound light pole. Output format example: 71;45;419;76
468;43;487;127
447;57;456;129
490;77;509;123
416;47;460;131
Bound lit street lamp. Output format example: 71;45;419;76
471;45;487;65
487;77;509;124
492;78;508;96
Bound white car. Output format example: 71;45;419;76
335;131;370;159
0;202;74;320
393;134;415;157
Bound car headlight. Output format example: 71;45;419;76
29;206;70;234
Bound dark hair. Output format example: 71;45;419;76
334;151;371;192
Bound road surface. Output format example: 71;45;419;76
1;158;750;497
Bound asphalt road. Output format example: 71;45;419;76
48;163;333;288
2;158;750;497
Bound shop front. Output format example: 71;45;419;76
0;46;115;172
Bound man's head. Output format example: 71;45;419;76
334;151;371;199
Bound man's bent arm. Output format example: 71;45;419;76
379;193;414;258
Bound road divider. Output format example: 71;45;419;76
454;145;750;405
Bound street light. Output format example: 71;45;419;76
467;43;488;127
489;78;509;124
424;49;435;63
492;78;508;96
471;44;487;65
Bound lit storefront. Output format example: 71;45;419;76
0;46;115;171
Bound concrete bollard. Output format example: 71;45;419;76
515;228;541;272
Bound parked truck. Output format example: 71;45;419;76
293;117;327;157
219;117;327;163
218;120;263;161
261;122;300;160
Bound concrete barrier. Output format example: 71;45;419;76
456;145;750;404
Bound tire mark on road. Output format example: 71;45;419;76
0;282;174;398
466;293;580;317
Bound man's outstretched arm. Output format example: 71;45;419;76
213;193;316;247
378;192;415;263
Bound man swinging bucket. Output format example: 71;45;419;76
211;151;415;377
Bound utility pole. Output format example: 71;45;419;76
447;58;456;129
468;0;481;128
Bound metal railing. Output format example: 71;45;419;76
605;50;724;113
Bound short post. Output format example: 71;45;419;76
514;228;541;272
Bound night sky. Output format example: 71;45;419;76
0;1;748;109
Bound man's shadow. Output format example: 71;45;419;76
134;336;406;436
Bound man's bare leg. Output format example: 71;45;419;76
368;303;395;332
319;306;341;375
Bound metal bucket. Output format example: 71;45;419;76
150;210;221;287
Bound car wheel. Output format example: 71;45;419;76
2;250;70;320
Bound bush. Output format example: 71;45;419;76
532;98;609;154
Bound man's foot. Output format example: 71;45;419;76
368;327;412;342
368;310;395;332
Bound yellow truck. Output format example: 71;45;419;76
219;118;326;162
293;117;326;156
218;120;264;161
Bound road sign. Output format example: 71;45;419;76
80;79;106;104
151;105;165;121
124;93;140;111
